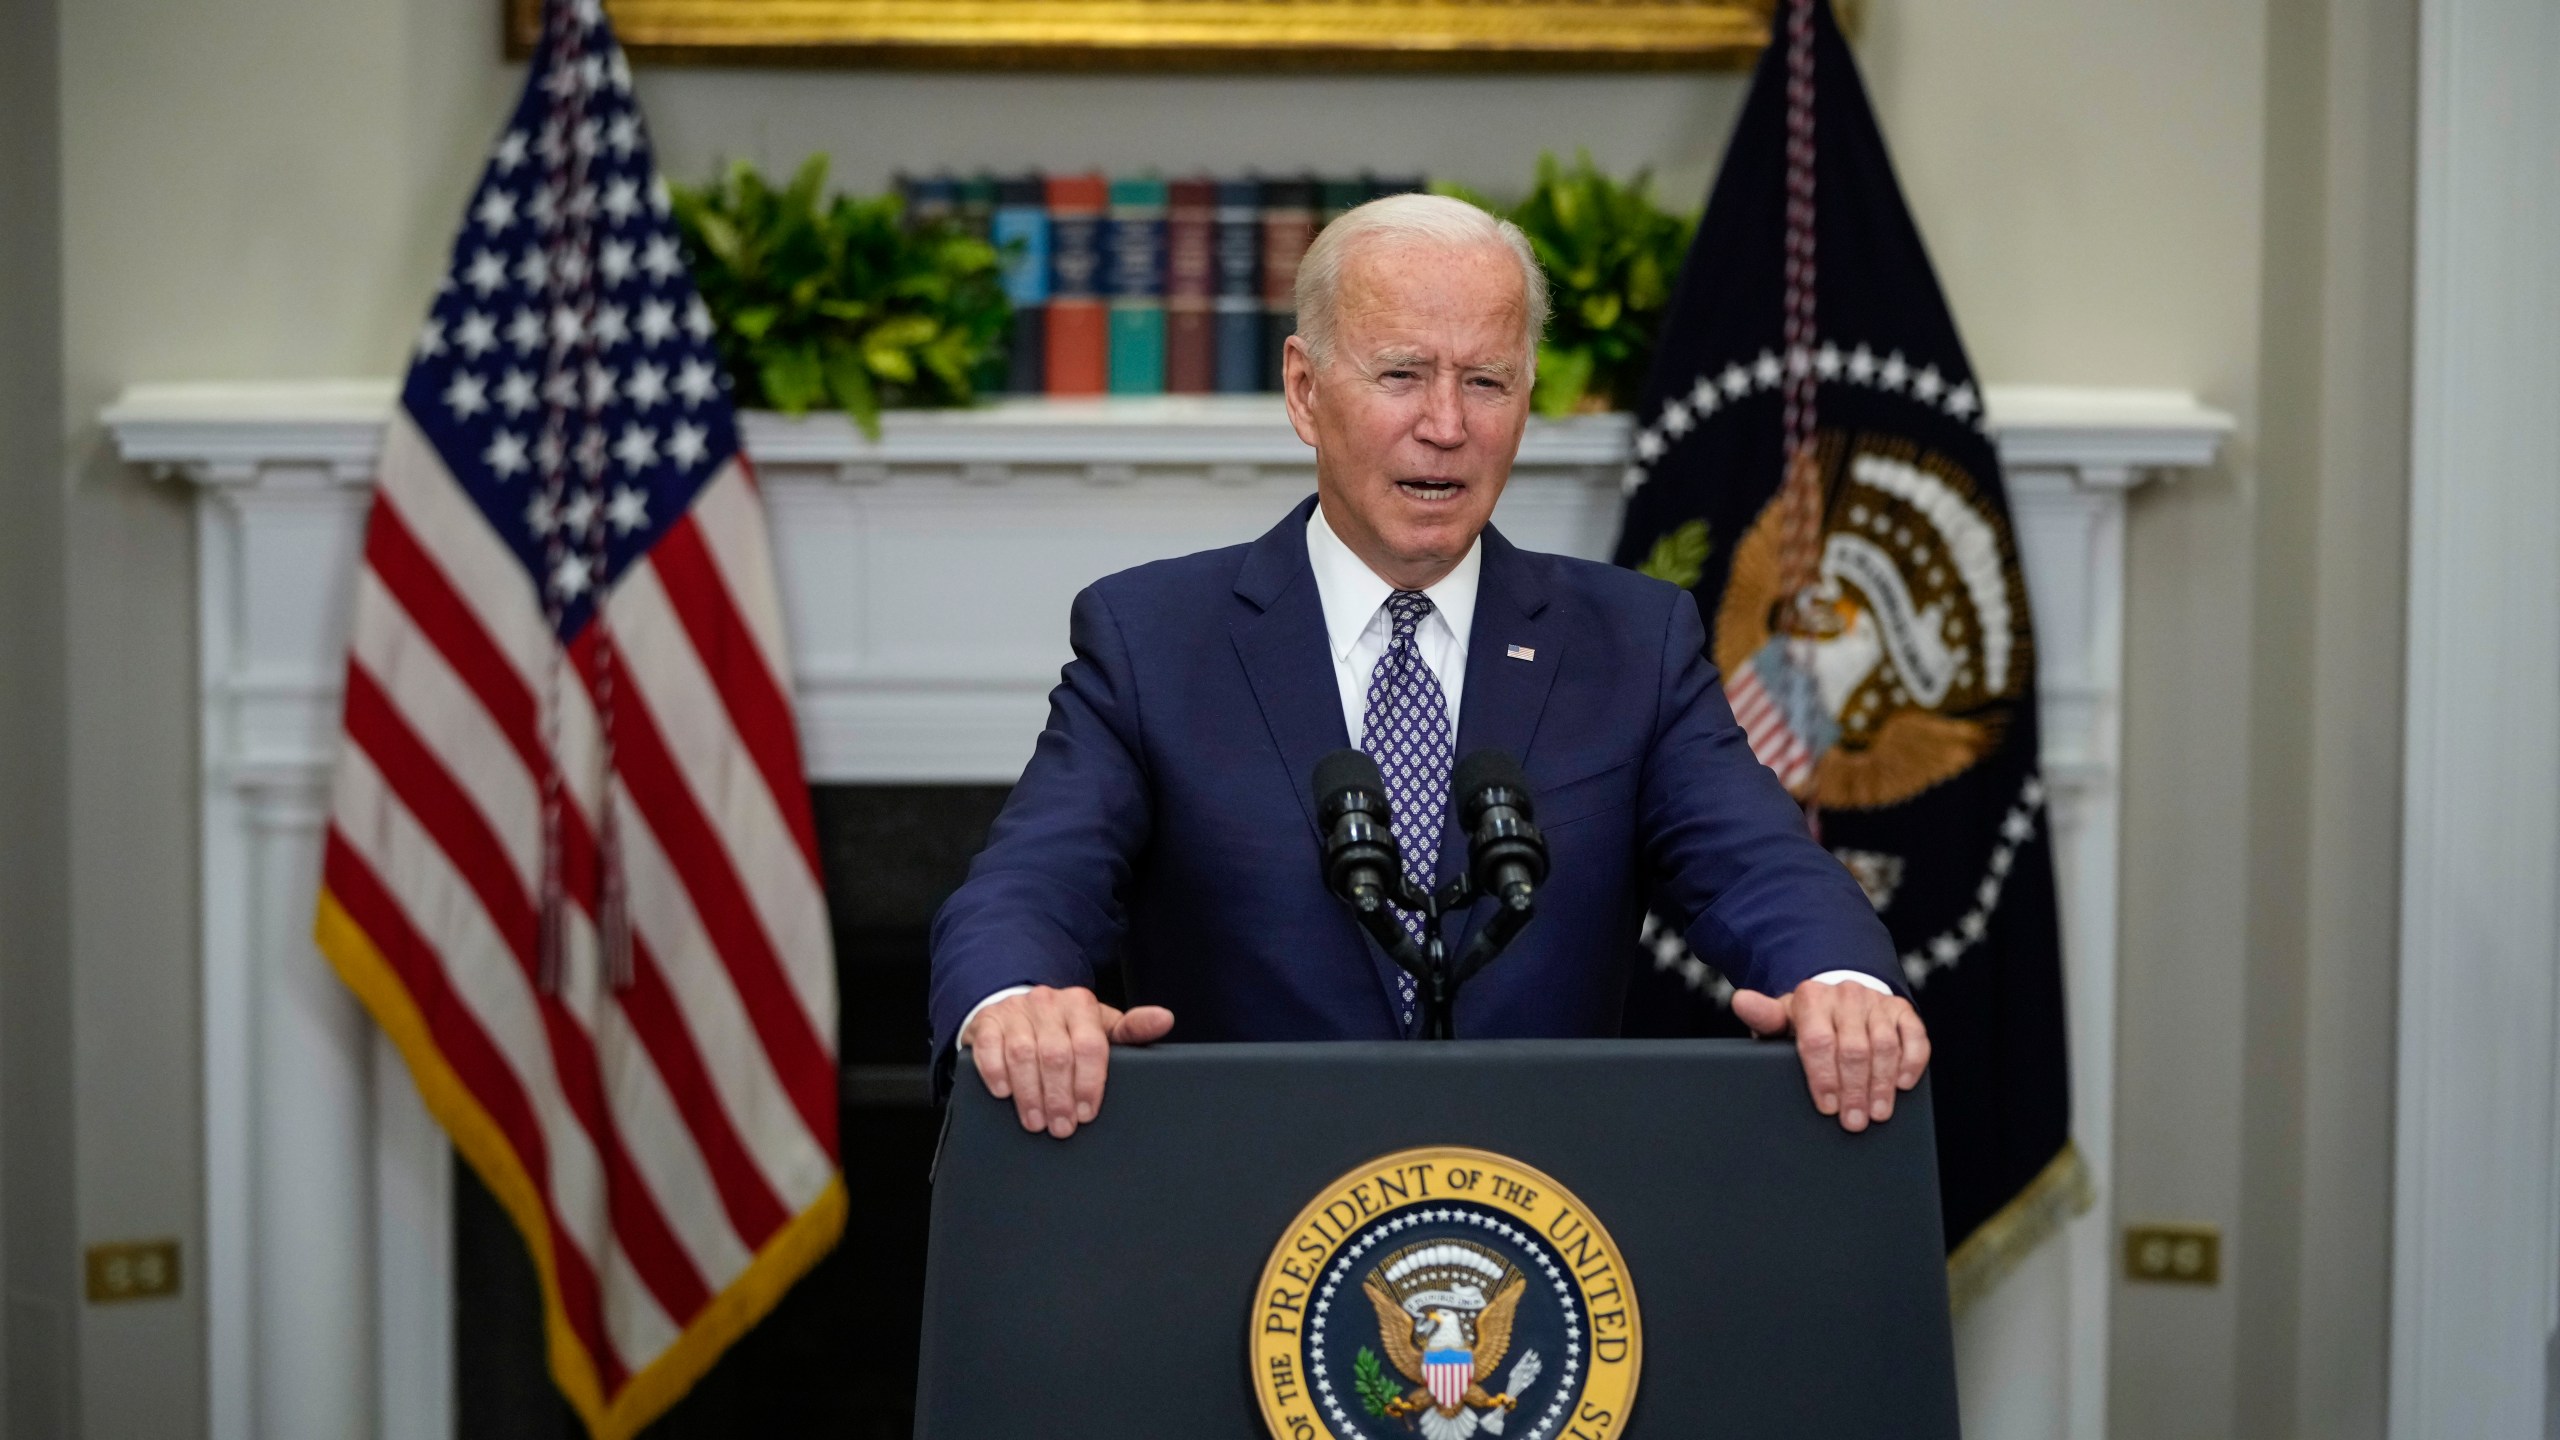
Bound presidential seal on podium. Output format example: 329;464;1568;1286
1251;1147;1642;1440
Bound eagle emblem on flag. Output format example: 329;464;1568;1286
1711;434;2030;813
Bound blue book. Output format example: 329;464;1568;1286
1213;178;1264;394
1106;177;1168;395
897;171;959;230
991;174;1049;394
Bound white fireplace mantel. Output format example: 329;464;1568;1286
105;381;2228;1440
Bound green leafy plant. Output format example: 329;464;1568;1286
1353;1347;1402;1418
670;155;1009;438
1442;151;1698;418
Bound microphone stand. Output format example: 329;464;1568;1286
1341;872;1535;1040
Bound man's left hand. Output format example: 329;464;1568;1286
1731;979;1930;1133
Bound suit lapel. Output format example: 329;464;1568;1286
1231;496;1351;838
1444;525;1562;959
1230;499;1413;1028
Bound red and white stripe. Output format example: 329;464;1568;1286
1425;1355;1473;1411
1724;660;1816;793
325;408;837;1397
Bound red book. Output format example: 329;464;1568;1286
1164;177;1218;395
1043;172;1110;396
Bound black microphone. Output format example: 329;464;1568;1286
1453;748;1548;910
1313;748;1406;914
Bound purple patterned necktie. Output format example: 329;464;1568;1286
1358;589;1453;1027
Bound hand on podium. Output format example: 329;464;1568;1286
960;985;1176;1139
1731;978;1931;1134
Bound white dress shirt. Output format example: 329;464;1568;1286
1305;503;1479;744
958;505;1880;1044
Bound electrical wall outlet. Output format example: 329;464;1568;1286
85;1239;182;1303
2122;1223;2220;1285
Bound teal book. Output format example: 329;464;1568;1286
1106;176;1168;394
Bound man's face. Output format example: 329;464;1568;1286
1282;239;1533;591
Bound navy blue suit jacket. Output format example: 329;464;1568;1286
928;496;1897;1077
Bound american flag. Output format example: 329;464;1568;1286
311;2;841;1434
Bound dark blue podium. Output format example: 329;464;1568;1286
916;1039;1959;1438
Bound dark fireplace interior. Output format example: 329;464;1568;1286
455;782;1022;1438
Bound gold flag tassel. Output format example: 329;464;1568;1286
1944;1142;2096;1313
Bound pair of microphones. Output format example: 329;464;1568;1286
1311;747;1550;1038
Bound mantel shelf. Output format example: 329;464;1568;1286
103;380;2232;486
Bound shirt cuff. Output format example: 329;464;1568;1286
1805;969;1892;995
957;985;1033;1049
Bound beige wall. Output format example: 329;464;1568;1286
52;0;512;1432
28;0;2406;1433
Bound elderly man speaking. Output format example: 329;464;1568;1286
930;193;1926;1139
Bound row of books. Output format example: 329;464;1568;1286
897;173;1429;396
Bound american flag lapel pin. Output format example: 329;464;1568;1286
1507;644;1536;661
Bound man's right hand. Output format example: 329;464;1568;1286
962;985;1175;1139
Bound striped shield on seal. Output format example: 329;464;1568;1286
1423;1350;1473;1410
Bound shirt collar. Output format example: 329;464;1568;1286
1304;501;1482;662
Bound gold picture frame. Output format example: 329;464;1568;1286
505;0;1781;70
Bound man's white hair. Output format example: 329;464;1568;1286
1293;192;1549;375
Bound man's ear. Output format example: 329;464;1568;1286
1280;335;1321;448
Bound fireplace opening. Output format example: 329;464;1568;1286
455;781;1075;1437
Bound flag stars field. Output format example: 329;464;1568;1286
485;429;529;478
614;424;658;471
636;299;677;345
444;371;488;420
626;361;667;409
607;487;649;533
456;311;499;357
673;359;716;407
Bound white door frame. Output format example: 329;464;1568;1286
2388;0;2560;1432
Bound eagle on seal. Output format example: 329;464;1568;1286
1363;1243;1541;1439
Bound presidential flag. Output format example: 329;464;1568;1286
313;1;843;1432
1615;0;2086;1307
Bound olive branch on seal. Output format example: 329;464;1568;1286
1353;1347;1402;1418
1635;518;1713;591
